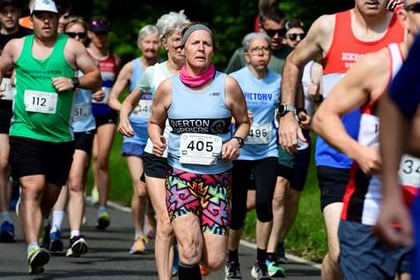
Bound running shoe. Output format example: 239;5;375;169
49;230;63;252
265;259;286;277
96;211;110;230
28;246;49;274
0;220;15;242
129;236;148;254
66;235;88;257
251;260;272;280
225;260;242;279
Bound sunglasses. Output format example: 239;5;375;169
286;33;305;41
264;28;287;37
66;32;87;39
405;2;420;13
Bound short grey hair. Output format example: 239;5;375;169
155;10;190;40
242;32;271;52
137;24;159;44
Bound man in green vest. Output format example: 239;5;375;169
0;0;101;274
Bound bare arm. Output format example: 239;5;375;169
374;94;413;247
313;51;388;174
279;14;334;152
71;40;101;90
118;87;144;137
147;78;171;157
224;76;250;160
108;61;133;111
0;38;22;85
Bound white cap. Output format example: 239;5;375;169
30;0;58;15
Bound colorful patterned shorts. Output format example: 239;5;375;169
165;166;232;235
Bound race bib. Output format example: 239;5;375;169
399;154;420;188
245;123;272;145
179;133;222;165
73;102;90;122
1;78;16;101
24;90;57;114
132;99;152;118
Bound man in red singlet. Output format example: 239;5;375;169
277;1;404;279
312;1;420;278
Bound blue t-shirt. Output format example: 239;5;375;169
230;66;280;160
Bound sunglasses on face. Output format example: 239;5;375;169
405;2;420;13
66;32;87;39
264;28;287;37
286;33;305;41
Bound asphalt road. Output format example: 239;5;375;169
0;201;321;279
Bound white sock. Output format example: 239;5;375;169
98;206;107;216
70;230;80;238
1;211;11;223
51;210;65;232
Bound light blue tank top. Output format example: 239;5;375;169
230;67;280;160
129;58;153;130
72;71;96;132
167;72;233;174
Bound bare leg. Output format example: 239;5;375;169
146;175;174;280
321;202;343;280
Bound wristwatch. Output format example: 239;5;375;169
231;136;244;148
277;104;296;117
71;77;80;89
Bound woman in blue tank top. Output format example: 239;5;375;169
227;32;283;279
148;24;250;280
108;24;160;254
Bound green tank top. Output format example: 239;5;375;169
11;34;76;142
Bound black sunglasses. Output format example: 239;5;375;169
286;33;305;41
264;28;287;37
405;2;420;13
66;32;87;39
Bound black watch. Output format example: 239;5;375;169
277;104;296;117
231;136;244;148
71;77;80;89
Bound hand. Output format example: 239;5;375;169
297;111;311;130
152;136;167;157
278;113;304;153
118;118;135;137
354;146;382;175
374;195;413;248
51;77;74;92
92;88;105;102
221;138;241;160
